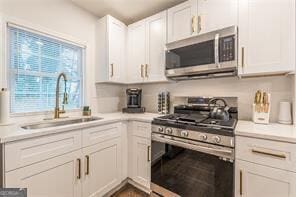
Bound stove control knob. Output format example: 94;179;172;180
158;127;164;133
180;130;189;138
166;128;173;134
199;134;207;141
212;136;221;144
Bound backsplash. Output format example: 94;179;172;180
95;75;294;122
94;83;126;113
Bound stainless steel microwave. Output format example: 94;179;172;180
165;26;238;80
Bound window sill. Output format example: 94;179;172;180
10;109;82;118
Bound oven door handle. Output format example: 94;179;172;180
152;134;234;160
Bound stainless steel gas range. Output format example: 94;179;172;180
151;97;237;197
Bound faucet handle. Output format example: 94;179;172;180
59;105;66;114
63;92;68;105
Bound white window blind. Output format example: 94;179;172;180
8;26;83;114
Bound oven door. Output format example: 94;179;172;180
151;134;234;197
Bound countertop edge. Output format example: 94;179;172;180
0;113;157;143
235;120;296;144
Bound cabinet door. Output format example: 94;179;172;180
108;16;126;82
238;0;295;76
235;160;296;197
127;20;146;83
145;11;167;82
167;0;198;42
83;137;122;197
197;0;237;34
5;150;82;197
132;136;151;188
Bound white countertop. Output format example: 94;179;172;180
235;120;296;143
0;112;159;143
2;114;296;144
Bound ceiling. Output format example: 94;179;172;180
72;0;186;24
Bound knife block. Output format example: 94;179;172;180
252;93;271;124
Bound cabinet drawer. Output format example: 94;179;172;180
236;136;296;172
5;130;82;172
82;123;121;147
131;121;151;139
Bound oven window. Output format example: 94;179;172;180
166;40;215;70
151;144;233;197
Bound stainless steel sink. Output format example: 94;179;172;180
21;117;103;130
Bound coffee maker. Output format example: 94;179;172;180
122;88;145;113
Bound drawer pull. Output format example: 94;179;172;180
191;16;197;33
145;64;148;78
85;155;90;175
110;63;114;77
147;146;151;162
240;170;243;195
252;149;286;159
241;47;245;68
76;158;81;180
141;64;144;78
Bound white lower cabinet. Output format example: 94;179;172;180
235;160;296;197
128;121;151;189
131;136;151;188
235;136;296;197
82;137;122;197
4;120;153;196
4;122;124;197
6;150;82;197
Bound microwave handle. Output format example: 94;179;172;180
214;33;220;68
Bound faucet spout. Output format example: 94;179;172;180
54;73;68;119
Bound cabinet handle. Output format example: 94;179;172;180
147;145;151;162
145;64;148;78
191;16;197;33
240;170;243;195
110;63;114;77
241;47;245;68
251;149;286;159
76;158;81;180
141;64;144;78
197;15;202;33
85;155;90;175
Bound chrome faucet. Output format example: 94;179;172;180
54;73;68;119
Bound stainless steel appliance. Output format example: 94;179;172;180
151;97;237;197
165;26;238;80
122;88;145;113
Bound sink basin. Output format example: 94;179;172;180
21;117;103;130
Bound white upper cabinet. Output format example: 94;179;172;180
168;0;198;43
145;11;167;82
197;0;238;34
96;15;127;83
238;0;295;76
127;20;146;83
128;11;167;83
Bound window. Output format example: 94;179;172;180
8;26;83;114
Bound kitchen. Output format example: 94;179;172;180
0;0;295;196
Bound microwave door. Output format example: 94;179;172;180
165;40;216;73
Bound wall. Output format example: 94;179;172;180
0;0;100;118
124;75;294;122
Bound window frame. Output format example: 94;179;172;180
3;18;86;116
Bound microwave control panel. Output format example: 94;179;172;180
219;35;235;62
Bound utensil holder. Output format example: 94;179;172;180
252;94;271;124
